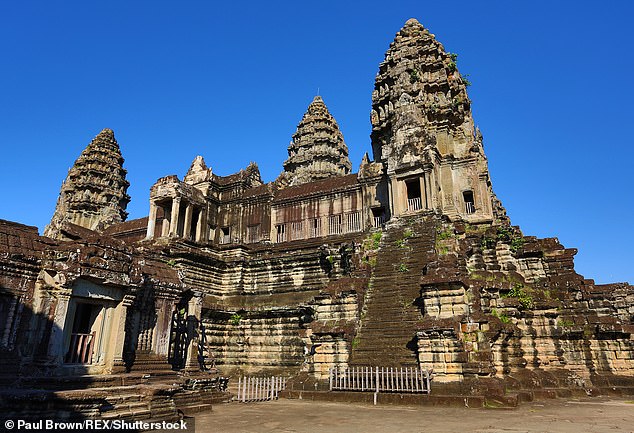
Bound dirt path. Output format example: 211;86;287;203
190;398;634;433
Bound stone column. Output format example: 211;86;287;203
161;205;171;237
195;207;206;243
185;293;203;371
146;202;158;240
46;289;72;366
183;203;193;240
388;177;396;216
169;197;181;237
430;168;439;210
108;295;133;373
419;176;427;210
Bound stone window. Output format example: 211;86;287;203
247;225;260;244
346;211;361;233
406;178;422;211
463;190;475;214
309;218;322;238
276;224;287;243
329;214;343;235
372;207;386;228
219;226;231;244
290;221;303;241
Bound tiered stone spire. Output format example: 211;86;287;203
44;128;130;239
371;18;475;173
280;96;351;186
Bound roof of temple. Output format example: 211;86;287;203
274;173;358;201
0;219;49;256
103;217;150;235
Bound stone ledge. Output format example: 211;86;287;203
279;389;486;407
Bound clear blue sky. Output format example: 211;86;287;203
1;1;632;284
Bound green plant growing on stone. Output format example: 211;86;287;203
558;318;574;328
509;237;525;253
409;68;419;83
505;284;534;309
398;263;409;273
448;53;458;72
437;245;449;255
496;226;514;242
491;308;510;324
461;73;472;87
166;259;177;267
395;239;406;248
229;313;242;326
496;225;525;253
436;228;454;240
327;255;335;265
481;236;496;249
362;232;382;251
351;337;360;349
403;228;413;239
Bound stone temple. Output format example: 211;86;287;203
1;18;633;416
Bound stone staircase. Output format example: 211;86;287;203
350;214;436;367
0;371;230;422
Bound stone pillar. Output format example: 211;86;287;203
146;202;158;239
161;205;171;237
185;293;203;371
108;296;133;373
195;207;206;243
183;203;193;240
430;169;438;209
46;289;72;366
419;176;427;210
388;177;397;216
169;197;181;237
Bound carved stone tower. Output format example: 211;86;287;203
371;18;496;221
280;96;352;186
44;128;130;239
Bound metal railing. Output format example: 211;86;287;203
407;197;422;212
236;376;287;403
65;332;95;364
329;366;432;403
465;202;475;214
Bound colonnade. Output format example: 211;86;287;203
145;197;208;242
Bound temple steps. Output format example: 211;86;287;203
350;214;437;367
0;372;230;422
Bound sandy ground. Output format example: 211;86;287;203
188;398;634;433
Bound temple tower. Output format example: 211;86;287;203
371;18;496;221
44;129;130;239
280;96;352;186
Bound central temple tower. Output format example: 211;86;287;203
371;18;499;222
